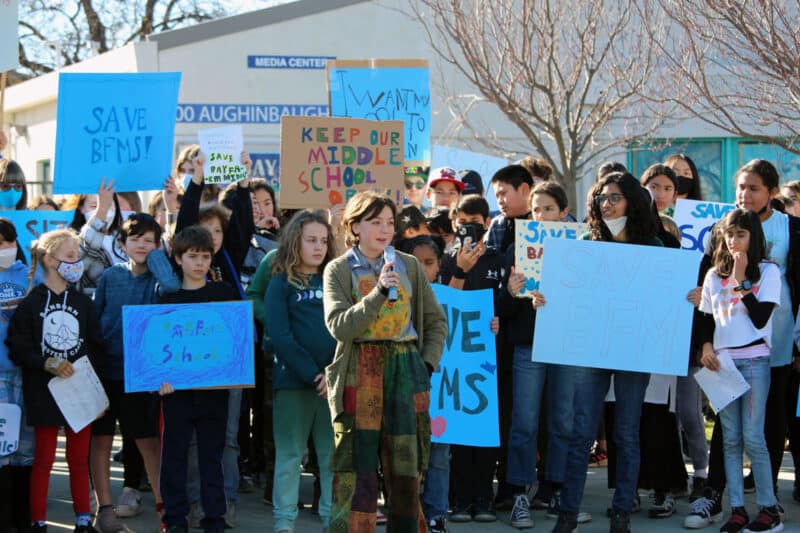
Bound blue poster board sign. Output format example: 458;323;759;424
532;239;696;376
250;152;280;191
328;59;430;164
54;72;181;194
0;210;75;262
123;301;255;392
430;285;499;447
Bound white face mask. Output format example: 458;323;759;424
86;204;117;224
0;247;16;268
603;216;628;237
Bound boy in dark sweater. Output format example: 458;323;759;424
439;195;503;524
158;226;239;533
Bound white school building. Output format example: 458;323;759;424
4;0;799;210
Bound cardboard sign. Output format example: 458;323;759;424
431;145;508;211
53;72;181;194
279;116;404;209
47;357;109;433
673;199;735;253
430;285;499;447
197;125;246;185
0;403;21;457
0;210;75;262
0;0;18;73
328;59;430;165
515;220;588;297
123;301;255;392
532;239;696;376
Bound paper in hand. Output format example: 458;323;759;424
693;351;751;412
47;356;109;432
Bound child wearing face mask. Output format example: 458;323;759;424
0;160;28;211
0;219;41;531
7;228;106;532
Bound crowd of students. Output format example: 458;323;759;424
0;143;797;533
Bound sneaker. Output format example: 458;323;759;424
95;506;130;533
546;491;562;519
550;512;577;533
115;487;143;518
609;510;631;533
690;477;708;503
774;501;786;523
648;491;676;519
223;500;236;528
684;487;723;529
237;475;255;494
721;507;750;533
510;494;534;529
473;499;496;523
188;502;204;529
743;505;784;533
74;526;99;533
606;495;640;518
449;504;472;522
376;509;387;525
744;472;756;494
428;517;447;533
577;511;592;524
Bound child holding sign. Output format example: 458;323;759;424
0;219;39;531
7;228;106;532
265;210;336;533
90;213;180;532
158;225;240;533
323;192;447;533
698;209;783;533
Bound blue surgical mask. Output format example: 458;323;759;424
0;189;22;209
181;173;194;191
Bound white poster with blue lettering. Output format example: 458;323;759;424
532;239;696;376
430;285;499;447
673;199;735;253
0;403;21;456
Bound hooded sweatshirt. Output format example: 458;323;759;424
7;284;105;427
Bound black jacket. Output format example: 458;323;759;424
7;285;105;427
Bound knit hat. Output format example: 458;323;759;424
428;167;465;192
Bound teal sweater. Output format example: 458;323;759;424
265;272;335;390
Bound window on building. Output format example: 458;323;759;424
28;159;52;198
630;140;723;202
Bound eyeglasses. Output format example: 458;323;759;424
594;193;625;205
0;183;24;192
404;180;425;190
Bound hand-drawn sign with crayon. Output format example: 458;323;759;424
0;403;21;457
514;220;588;297
430;285;498;447
123;301;255;392
279;116;404;209
54;72;181;194
327;59;430;165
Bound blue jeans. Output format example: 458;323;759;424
720;356;775;508
188;388;241;504
422;443;450;521
560;368;649;515
506;345;577;487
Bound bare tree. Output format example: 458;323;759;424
408;0;668;204
656;0;800;154
18;0;234;76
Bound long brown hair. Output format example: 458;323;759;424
712;208;768;283
272;210;335;288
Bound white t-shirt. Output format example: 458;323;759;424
700;261;781;350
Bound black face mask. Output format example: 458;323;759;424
677;177;694;195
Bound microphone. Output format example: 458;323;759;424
383;245;398;302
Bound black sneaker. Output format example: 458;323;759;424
721;507;750;533
609;510;631;533
428;516;447;533
449;504;472;522
743;505;783;533
684;487;723;529
690;477;708;502
606;495;640;517
546;490;561;519
648;491;676;519
473;498;497;523
550;512;577;533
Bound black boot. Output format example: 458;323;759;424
0;466;14;530
11;465;33;531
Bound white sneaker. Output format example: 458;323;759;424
115;487;142;518
224;500;236;528
188;502;204;529
577;511;592;523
